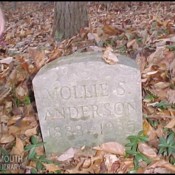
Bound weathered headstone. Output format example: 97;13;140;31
32;52;142;155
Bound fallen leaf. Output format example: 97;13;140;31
102;47;119;65
43;163;61;172
82;158;91;168
144;160;175;173
57;147;77;161
102;25;117;35
0;85;12;102
24;126;38;137
127;39;138;50
94;142;125;156
104;153;119;172
102;25;123;35
28;48;47;70
165;118;175;129
15;83;28;101
0;57;14;64
87;32;96;40
0;134;15;143
155;125;164;138
138;142;158;159
11;137;24;156
147;47;167;64
153;82;170;89
87;46;103;52
167;89;175;104
8;126;20;135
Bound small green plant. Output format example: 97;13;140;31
125;131;151;170
117;45;127;54
147;118;159;129
157;28;169;37
144;90;157;102
154;101;171;110
23;96;31;105
24;136;45;160
30;154;59;173
158;129;175;158
166;45;175;51
24;136;60;173
136;37;143;45
103;39;116;47
15;95;31;107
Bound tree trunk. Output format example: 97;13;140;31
52;2;88;41
0;7;4;36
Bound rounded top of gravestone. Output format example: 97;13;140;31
36;52;138;76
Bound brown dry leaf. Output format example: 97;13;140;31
15;84;28;101
15;65;28;83
35;145;45;155
127;39;138;50
145;70;158;76
57;147;77;162
7;115;21;125
149;89;168;100
155;125;164;138
104;153;119;172
0;85;12;102
82;158;91;168
11;137;24;156
0;133;15;143
110;160;120;173
147;47;167;64
143;119;158;143
16;55;30;73
167;89;175;104
143;119;153;136
87;32;96;40
28;48;47;70
162;50;175;66
144;160;175;173
43;163;61;173
152;16;163;26
102;47;119;65
94;142;125;156
20;29;26;37
102;25;120;35
0;57;14;64
90;33;102;44
144;167;172;174
8;126;20;135
66;158;92;173
49;48;62;62
153;82;170;89
24;125;38;137
138;142;158;159
165;118;175;129
169;58;175;77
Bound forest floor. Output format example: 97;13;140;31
0;2;175;173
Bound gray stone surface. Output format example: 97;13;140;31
32;52;142;155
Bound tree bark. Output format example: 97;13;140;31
0;7;4;36
52;2;88;41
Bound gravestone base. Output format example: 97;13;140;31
32;52;142;155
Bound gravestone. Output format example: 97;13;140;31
32;52;142;155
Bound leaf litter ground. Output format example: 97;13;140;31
0;2;175;173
